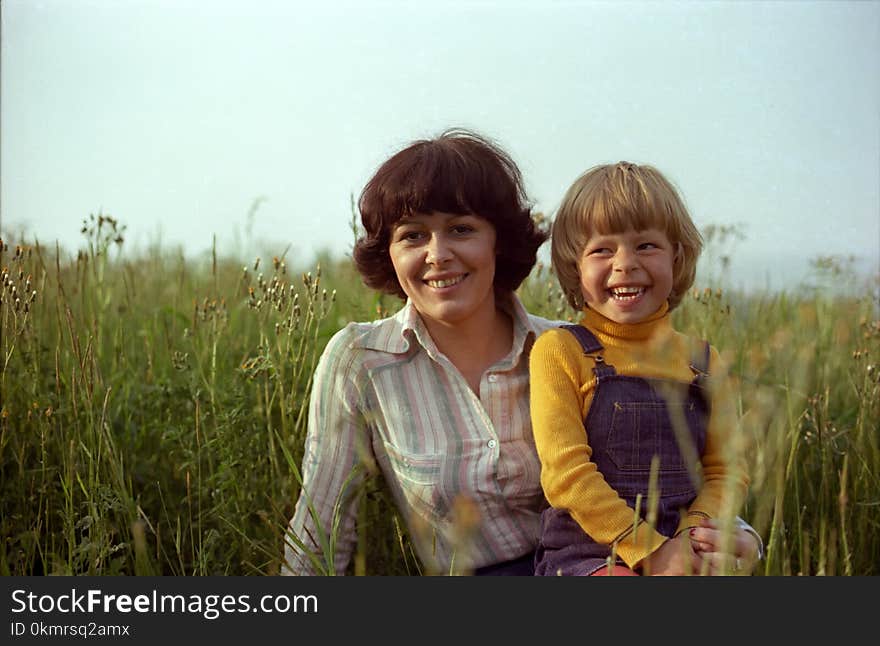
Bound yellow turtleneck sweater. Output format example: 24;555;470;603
529;303;748;569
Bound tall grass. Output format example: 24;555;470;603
1;218;877;575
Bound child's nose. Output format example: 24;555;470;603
613;248;639;272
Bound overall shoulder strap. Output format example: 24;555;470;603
559;324;602;354
688;340;711;384
559;325;616;379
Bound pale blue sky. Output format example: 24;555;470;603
3;0;879;291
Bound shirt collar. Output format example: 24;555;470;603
352;293;538;367
503;292;538;368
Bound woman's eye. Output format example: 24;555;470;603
396;230;423;242
451;225;474;235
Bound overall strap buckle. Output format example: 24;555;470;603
688;340;711;384
559;324;616;378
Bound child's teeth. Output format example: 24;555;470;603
612;287;644;299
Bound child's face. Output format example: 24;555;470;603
578;227;676;323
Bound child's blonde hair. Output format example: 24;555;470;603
551;161;703;311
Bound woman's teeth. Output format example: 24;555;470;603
426;275;465;288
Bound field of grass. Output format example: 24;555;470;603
1;215;878;575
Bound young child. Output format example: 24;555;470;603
530;162;748;576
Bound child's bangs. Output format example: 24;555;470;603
586;190;668;236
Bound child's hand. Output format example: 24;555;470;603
641;534;701;576
689;517;759;575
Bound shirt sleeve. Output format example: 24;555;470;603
281;325;372;575
678;346;750;535
530;329;667;569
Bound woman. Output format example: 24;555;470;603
282;128;760;575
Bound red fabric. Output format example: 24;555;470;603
589;565;639;576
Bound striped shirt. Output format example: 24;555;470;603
281;294;559;575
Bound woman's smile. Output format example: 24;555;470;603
424;273;468;289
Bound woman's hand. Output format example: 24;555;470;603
689;517;761;575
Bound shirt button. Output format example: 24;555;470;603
487;439;497;449
488;375;498;383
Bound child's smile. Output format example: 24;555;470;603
609;285;646;300
578;227;676;324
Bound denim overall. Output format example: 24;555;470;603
534;325;711;576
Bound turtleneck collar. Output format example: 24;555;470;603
580;301;671;342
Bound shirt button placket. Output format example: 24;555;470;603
486;373;500;450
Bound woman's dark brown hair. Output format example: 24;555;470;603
353;128;548;298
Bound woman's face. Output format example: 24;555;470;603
389;211;497;329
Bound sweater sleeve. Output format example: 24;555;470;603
530;329;667;568
677;346;750;535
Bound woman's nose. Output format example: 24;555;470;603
426;234;452;265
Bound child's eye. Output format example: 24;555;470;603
587;247;612;256
638;242;659;250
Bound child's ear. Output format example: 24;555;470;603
674;242;683;263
